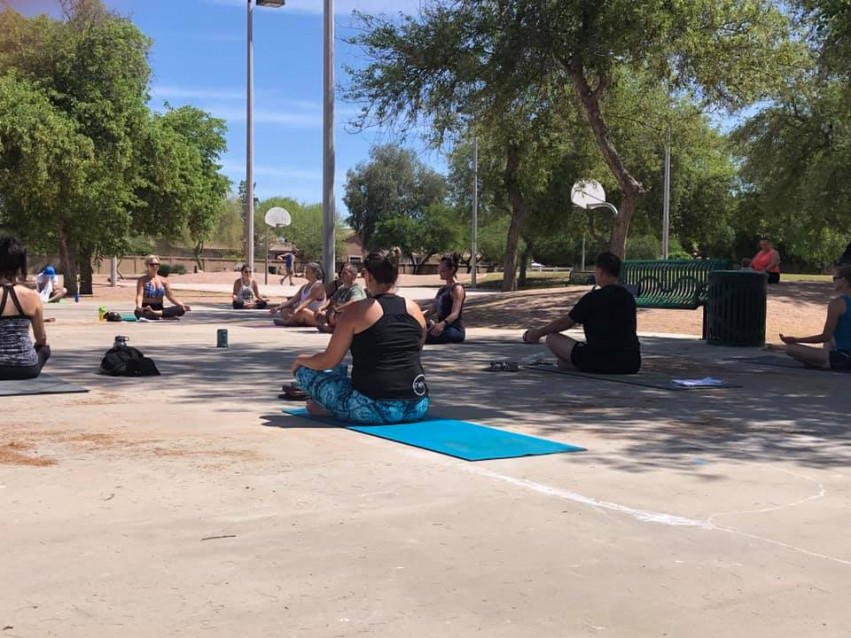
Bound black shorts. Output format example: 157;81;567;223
570;344;641;374
829;350;851;371
767;272;780;284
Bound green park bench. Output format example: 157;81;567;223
620;259;731;309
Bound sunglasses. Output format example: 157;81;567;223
243;270;252;274
148;262;160;267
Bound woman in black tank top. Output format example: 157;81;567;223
290;252;429;424
425;254;466;344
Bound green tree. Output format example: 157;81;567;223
257;196;347;265
345;0;796;289
342;144;449;264
0;0;230;293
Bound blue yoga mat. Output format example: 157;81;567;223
283;408;584;461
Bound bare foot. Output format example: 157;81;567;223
306;400;329;417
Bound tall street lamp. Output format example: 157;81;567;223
322;0;336;282
246;0;285;271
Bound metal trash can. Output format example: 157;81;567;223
268;266;278;275
706;270;767;347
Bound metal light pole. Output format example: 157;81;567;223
246;0;285;271
471;133;478;288
322;0;336;281
662;125;671;260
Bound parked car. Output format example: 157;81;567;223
530;261;545;271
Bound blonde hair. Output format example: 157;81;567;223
144;254;160;266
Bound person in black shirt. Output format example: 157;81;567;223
291;251;430;424
522;252;641;374
424;254;466;344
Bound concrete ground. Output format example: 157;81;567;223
1;302;849;638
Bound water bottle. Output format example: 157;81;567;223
98;306;107;322
216;329;228;348
519;352;546;366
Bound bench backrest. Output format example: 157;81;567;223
622;259;730;305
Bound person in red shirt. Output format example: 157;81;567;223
752;239;781;284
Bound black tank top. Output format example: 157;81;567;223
350;294;428;400
434;283;464;329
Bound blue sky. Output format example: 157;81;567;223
8;0;442;212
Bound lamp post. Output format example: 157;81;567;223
662;125;671;260
322;0;335;281
471;132;478;288
246;0;285;272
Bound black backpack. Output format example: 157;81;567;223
100;345;160;376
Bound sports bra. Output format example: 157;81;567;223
143;278;165;299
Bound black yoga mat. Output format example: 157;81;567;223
0;373;89;397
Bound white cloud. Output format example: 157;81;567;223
221;161;322;181
212;106;322;127
151;86;246;101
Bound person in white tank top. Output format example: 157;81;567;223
231;265;268;309
270;262;326;326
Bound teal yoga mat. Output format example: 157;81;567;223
526;362;741;390
0;373;89;397
282;408;584;461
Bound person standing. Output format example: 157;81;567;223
278;251;295;286
0;237;51;380
752;239;781;284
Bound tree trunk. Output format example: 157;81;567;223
193;241;204;272
518;240;532;288
58;230;79;297
563;59;644;258
501;145;527;292
78;246;94;295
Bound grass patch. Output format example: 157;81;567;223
781;273;831;283
474;271;569;290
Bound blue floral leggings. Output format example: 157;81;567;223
295;366;430;425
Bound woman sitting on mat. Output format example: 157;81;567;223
232;265;269;309
315;262;367;333
290;251;429;424
270;262;326;326
0;236;51;380
781;266;851;370
135;255;191;320
424;253;466;344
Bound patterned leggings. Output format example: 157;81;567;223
295;366;429;425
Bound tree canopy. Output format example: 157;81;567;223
0;0;230;293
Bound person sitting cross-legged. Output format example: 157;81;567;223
290;251;429;425
135;255;191;320
781;266;851;370
0;236;51;380
314;262;367;333
270;262;326;327
232;265;269;309
424;254;466;344
522;252;641;374
36;265;67;303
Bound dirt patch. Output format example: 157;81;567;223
464;281;831;340
0;442;57;467
0;428;260;467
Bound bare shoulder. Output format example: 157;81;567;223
829;296;847;313
405;297;426;321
